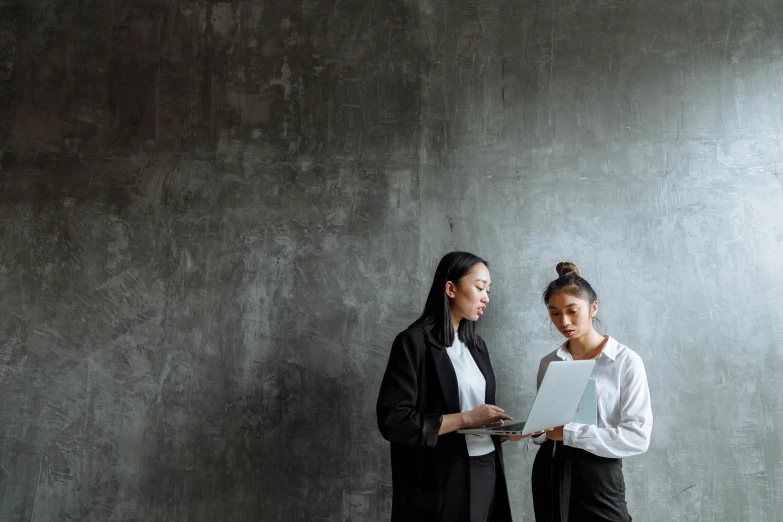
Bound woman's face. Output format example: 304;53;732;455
547;290;598;340
447;263;491;323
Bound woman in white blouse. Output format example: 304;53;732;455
529;262;653;521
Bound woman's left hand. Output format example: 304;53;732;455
546;426;565;441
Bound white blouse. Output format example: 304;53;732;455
531;336;653;459
446;336;496;456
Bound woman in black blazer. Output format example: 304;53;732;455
377;251;519;522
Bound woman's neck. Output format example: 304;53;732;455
450;312;461;333
567;330;606;360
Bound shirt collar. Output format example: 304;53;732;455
556;335;619;361
602;336;619;360
556;342;571;360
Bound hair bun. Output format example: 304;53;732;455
556;261;580;278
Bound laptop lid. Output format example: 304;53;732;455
457;359;596;436
521;360;595;434
573;378;597;426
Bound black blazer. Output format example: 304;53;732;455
376;324;513;522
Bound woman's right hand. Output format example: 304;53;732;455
463;404;513;428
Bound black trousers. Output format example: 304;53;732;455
532;441;631;522
469;451;497;522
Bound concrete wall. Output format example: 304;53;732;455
1;0;782;520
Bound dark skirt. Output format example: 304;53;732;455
532;440;631;522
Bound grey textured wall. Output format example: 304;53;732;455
1;0;782;520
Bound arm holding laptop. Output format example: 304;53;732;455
538;351;652;458
377;328;513;445
443;405;513;435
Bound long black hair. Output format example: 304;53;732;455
412;251;488;349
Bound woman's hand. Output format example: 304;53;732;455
463;404;513;428
545;426;565;441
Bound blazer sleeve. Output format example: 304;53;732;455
376;330;442;447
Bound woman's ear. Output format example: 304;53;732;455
591;300;599;318
445;281;456;299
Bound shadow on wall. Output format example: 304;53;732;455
0;0;427;521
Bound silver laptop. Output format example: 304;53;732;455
457;360;596;436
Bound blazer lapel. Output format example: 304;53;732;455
426;333;461;414
469;344;496;405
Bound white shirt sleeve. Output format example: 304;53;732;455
563;352;653;458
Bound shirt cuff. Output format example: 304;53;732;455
563;422;582;447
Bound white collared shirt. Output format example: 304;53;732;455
446;336;496;456
531;336;653;459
